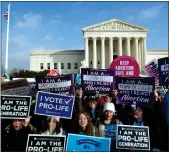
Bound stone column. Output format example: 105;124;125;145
126;37;131;56
109;37;113;65
141;38;144;68
134;37;139;63
58;62;61;74
93;37;97;68
118;37;122;56
84;37;89;67
138;40;142;70
101;37;105;69
143;37;147;66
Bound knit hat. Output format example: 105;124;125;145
47;116;60;122
103;103;116;113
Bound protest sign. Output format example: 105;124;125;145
143;59;159;86
116;77;155;108
109;56;140;77
26;134;65;152
116;125;150;151
158;57;169;86
156;86;168;97
81;68;115;94
66;134;111;151
76;75;81;85
35;74;74;95
35;91;74;119
0;95;31;119
1;79;33;96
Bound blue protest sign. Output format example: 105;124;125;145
76;75;81;85
35;91;74;119
66;134;111;151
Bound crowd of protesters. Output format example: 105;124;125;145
1;78;169;152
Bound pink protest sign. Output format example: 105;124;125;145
109;56;140;77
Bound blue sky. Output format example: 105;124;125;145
1;1;168;70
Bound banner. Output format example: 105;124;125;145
0;95;31;119
66;134;111;151
35;74;74;95
116;125;150;151
35;91;74;119
1;79;33;96
158;57;169;86
81;68;115;94
26;134;65;152
109;56;140;77
116;77;155;108
143;59;159;86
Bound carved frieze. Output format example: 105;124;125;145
88;21;141;30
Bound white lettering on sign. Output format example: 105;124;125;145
125;71;134;76
120;61;129;65
118;142;148;148
85;85;111;92
38;81;71;89
115;66;134;71
83;75;113;82
39;103;69;112
118;84;153;92
84;81;111;86
1;111;27;116
161;64;168;72
28;147;63;152
121;94;149;103
40;95;71;105
38;95;72;112
130;91;151;96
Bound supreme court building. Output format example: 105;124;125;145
30;18;168;73
83;19;147;69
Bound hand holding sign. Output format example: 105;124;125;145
24;116;31;127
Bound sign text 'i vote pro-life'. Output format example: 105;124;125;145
116;125;150;151
35;91;74;119
1;95;31;119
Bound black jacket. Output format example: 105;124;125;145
2;125;33;152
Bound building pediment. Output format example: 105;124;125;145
82;19;148;32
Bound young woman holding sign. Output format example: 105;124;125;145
73;111;100;136
42;116;66;136
96;102;123;151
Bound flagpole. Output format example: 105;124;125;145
5;2;10;74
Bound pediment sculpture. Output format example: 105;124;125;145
80;59;88;73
